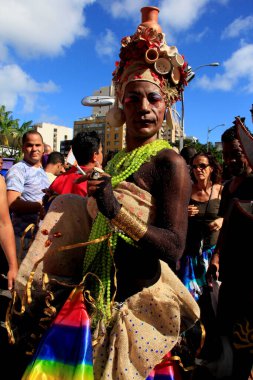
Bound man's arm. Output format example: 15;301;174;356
7;190;42;214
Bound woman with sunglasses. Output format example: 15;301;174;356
177;152;224;367
178;152;223;300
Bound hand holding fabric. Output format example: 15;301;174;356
88;174;121;219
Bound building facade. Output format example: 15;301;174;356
33;122;73;152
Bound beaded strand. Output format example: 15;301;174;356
83;139;171;327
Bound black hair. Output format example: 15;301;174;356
72;131;101;165
190;151;222;184
221;117;252;143
180;146;197;165
221;126;237;143
22;130;43;144
46;151;65;166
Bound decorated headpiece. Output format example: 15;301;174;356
106;6;189;128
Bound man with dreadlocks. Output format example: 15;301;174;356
13;6;199;380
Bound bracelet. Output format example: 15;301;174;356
111;206;148;241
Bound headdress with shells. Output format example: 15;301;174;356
106;6;189;128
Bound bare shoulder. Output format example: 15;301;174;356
212;183;224;198
155;148;187;169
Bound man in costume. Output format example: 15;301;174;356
11;6;200;380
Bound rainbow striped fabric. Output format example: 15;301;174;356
22;288;94;380
146;352;181;380
22;288;181;380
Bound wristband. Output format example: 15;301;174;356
111;206;147;241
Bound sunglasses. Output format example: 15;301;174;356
192;164;210;170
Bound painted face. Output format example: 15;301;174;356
123;81;166;143
22;133;44;167
191;155;213;181
222;139;249;176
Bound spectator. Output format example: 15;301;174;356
44;151;65;184
207;120;253;379
179;152;223;301
5;130;49;263
42;143;52;168
177;152;223;369
180;146;197;166
49;131;103;196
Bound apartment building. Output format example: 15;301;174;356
33;122;73;152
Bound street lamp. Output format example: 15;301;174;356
179;62;221;151
207;123;225;151
186;62;220;83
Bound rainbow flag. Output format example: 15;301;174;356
22;288;94;380
146;352;182;380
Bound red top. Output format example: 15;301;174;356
49;166;88;197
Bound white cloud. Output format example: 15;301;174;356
95;29;119;58
196;44;253;93
0;0;94;59
98;0;146;20
159;0;209;31
221;15;253;39
99;0;210;31
0;64;59;112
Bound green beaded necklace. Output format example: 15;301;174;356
83;139;171;327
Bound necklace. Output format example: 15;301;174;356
106;139;171;187
83;139;171;327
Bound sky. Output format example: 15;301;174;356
0;0;252;145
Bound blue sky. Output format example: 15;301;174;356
0;0;252;144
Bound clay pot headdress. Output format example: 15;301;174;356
106;6;189;128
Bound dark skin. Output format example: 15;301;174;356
206;138;252;286
78;81;191;299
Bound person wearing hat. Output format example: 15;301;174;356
14;6;199;380
79;6;199;379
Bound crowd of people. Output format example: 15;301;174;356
0;5;252;380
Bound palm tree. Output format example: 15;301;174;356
0;105;33;159
0;105;19;146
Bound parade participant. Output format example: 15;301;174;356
13;6;199;380
207;119;253;379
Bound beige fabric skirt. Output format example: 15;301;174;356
93;260;200;380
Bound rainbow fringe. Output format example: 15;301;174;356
22;288;94;380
